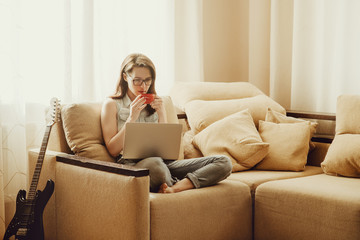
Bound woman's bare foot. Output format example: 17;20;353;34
158;178;195;194
158;183;175;193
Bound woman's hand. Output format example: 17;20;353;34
128;95;146;122
150;96;167;123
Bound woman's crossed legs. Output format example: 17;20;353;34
135;155;232;193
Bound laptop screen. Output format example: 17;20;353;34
123;122;182;160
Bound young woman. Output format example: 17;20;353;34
101;53;232;193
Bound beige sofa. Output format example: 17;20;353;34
170;82;360;240
28;96;252;240
27;82;360;240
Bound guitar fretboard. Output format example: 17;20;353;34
28;125;52;200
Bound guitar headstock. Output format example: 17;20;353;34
48;98;61;127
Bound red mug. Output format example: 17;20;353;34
141;94;155;104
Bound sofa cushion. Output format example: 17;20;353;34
255;174;360;240
150;180;252;240
61;103;115;162
335;94;360;134
183;130;203;159
170;81;264;111
193;110;269;172
265;108;318;150
321;94;360;177
185;95;286;133
227;166;323;196
255;121;310;171
321;134;360;177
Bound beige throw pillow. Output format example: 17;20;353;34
185;95;286;133
183;130;204;159
335;95;360;134
62;103;115;162
265;108;318;150
321;134;360;177
193;109;269;172
255;121;311;171
321;94;360;177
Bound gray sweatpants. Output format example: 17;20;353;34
119;155;232;192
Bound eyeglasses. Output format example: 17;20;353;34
131;77;153;86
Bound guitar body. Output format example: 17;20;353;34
3;180;54;240
3;98;60;240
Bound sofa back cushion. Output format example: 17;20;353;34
170;81;264;111
185;95;286;133
61;96;183;162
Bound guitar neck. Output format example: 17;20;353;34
28;125;52;200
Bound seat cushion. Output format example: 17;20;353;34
150;180;252;240
227;166;323;196
255;174;360;240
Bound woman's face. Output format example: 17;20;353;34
124;66;152;100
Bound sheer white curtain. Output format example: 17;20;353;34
269;0;360;112
0;0;174;231
290;0;360;112
67;0;175;101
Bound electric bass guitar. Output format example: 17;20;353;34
3;98;60;240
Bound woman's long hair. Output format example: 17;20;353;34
111;53;157;116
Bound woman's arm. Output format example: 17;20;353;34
101;96;147;157
101;98;125;157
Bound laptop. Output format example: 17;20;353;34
123;122;183;160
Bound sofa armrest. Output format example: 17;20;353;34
55;153;150;240
56;153;149;176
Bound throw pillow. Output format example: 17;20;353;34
183;130;204;159
185;95;286;133
193;109;269;172
321;94;360;178
255;121;311;171
335;95;360;134
265;108;318;150
62;103;115;162
321;134;360;177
